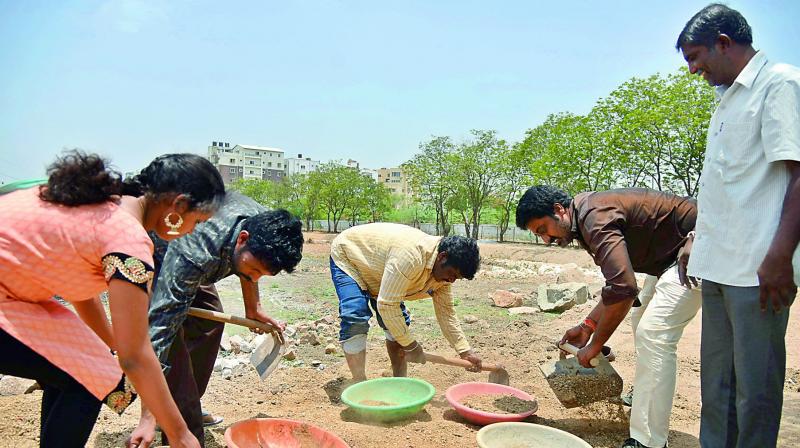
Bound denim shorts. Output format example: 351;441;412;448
330;257;410;341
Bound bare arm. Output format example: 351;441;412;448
73;296;116;351
107;280;198;448
758;160;800;312
240;277;285;332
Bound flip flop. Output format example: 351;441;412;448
202;410;224;427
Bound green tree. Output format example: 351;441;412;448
662;69;715;196
493;142;533;242
229;179;279;207
449;130;506;239
598;69;714;194
310;162;364;232
363;180;393;222
404;136;457;236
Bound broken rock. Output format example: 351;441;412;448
463;314;479;324
229;334;247;353
0;376;37;396
508;306;538;315
537;283;589;312
489;290;524;308
325;344;337;354
282;349;297;361
219;333;232;352
315;315;336;326
299;332;320;346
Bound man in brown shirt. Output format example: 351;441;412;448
516;186;699;448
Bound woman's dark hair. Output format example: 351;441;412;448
241;209;304;274
438;235;480;280
40;150;225;212
676;3;753;50
515;185;573;230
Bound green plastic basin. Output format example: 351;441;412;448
340;377;435;422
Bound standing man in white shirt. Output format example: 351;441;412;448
677;4;800;447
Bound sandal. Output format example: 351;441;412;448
202;410;224;427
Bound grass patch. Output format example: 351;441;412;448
306;285;338;305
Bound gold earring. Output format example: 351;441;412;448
164;212;184;236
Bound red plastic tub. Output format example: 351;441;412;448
445;382;538;426
224;418;350;448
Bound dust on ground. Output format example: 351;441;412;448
1;232;798;448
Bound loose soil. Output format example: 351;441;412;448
545;362;624;409
358;400;395;407
1;232;798;448
459;394;537;414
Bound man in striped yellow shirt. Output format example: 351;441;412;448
330;223;482;381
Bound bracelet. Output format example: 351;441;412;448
581;317;597;332
402;342;419;352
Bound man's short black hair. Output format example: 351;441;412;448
515;185;573;230
241;209;304;274
438;235;480;280
676;3;753;50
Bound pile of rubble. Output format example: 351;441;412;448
480;259;603;284
489;282;593;314
213;315;342;380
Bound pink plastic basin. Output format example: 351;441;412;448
445;382;538;426
224;418;350;448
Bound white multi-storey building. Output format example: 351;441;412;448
284;154;320;177
207;141;285;183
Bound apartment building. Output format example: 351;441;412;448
284;153;320;177
207;141;285;183
377;167;411;196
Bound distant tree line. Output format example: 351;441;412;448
233;68;715;238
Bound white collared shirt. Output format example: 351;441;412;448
687;51;800;286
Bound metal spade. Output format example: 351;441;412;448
187;307;285;380
539;342;623;408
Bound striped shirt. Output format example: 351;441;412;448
330;223;471;353
687;52;800;286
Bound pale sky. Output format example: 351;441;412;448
2;0;798;183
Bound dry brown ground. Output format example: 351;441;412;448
1;232;798;447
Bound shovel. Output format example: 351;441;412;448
187;307;286;380
424;352;510;385
539;342;623;408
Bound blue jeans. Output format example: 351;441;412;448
699;280;793;448
329;258;410;341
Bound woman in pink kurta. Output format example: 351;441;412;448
0;151;225;448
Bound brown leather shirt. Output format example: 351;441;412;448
569;188;697;306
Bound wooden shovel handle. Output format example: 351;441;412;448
557;342;600;367
187;307;283;343
424;352;505;373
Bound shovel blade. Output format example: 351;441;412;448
250;333;285;380
539;357;622;408
488;368;510;386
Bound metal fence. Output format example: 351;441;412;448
305;220;545;244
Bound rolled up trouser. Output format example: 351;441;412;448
330;257;410;353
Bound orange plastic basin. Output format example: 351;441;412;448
224;418;350;448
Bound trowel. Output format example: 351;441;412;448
188;307;285;380
539;342;623;408
424;352;510;385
